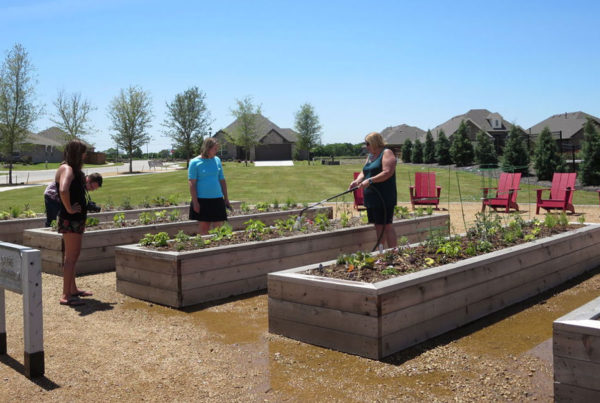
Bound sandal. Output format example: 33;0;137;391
59;296;85;306
75;290;93;297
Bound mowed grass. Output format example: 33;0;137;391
1;162;598;213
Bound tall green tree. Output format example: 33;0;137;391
533;126;564;181
51;90;95;141
162;86;212;168
226;96;262;164
579;119;600;185
450;121;474;167
294;103;322;163
435;130;452;165
108;86;153;173
411;139;423;163
474;130;498;167
401;139;413;162
423;130;436;163
0;44;42;184
501;125;529;174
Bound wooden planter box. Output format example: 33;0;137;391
268;224;600;360
115;214;449;308
0;201;242;244
22;206;331;275
553;296;600;401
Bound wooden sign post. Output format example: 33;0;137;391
0;241;44;378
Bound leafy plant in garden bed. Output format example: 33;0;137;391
307;212;586;283
138;213;368;251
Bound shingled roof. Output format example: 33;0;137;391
380;124;426;144
430;109;512;139
219;114;298;143
528;112;600;139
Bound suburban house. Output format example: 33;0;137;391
213;114;306;161
379;124;426;155
8;127;104;164
430;109;526;153
527;111;600;152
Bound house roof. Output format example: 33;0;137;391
527;111;600;139
24;132;63;147
430;109;512;139
379;124;426;144
218;114;298;143
37;126;94;149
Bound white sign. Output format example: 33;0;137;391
0;241;44;378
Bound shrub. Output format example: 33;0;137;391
449;121;474;167
411;139;423;163
435;130;452;165
475;130;498;166
401;139;413;163
579;119;600;185
533;126;565;181
423;130;436;163
502;125;529;175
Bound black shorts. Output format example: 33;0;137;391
189;198;227;222
366;203;395;225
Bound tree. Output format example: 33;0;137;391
501;125;529;174
450;120;474;167
51;90;95;141
108;86;153;173
533;126;564;181
294;103;322;162
0;44;41;184
435;130;452;165
423;130;436;163
411;139;423;163
226;96;261;164
401;139;413;162
474;130;498;167
579;119;600;185
162;86;212;168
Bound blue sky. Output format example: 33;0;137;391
1;0;599;152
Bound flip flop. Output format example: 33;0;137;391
75;290;93;297
59;296;85;306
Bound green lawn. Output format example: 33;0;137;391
0;162;123;171
0;162;598;213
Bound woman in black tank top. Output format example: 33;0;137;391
55;140;92;306
349;132;398;249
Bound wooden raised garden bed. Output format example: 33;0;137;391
114;214;449;308
0;201;242;244
22;205;330;275
268;223;600;360
553;295;600;401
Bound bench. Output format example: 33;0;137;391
148;160;165;170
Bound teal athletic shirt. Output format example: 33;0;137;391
188;156;225;198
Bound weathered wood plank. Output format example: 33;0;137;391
553;328;600;363
554;356;600;391
181;275;266;306
269;316;380;359
116;264;179;290
116;279;180;307
268;297;380;338
554;382;600;402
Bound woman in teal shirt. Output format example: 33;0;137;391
349;132;398;248
188;138;231;235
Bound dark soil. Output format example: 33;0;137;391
307;221;583;283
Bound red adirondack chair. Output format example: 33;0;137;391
409;172;442;209
352;172;365;210
536;173;577;214
481;172;521;213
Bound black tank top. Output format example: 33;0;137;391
57;171;87;221
362;148;397;208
